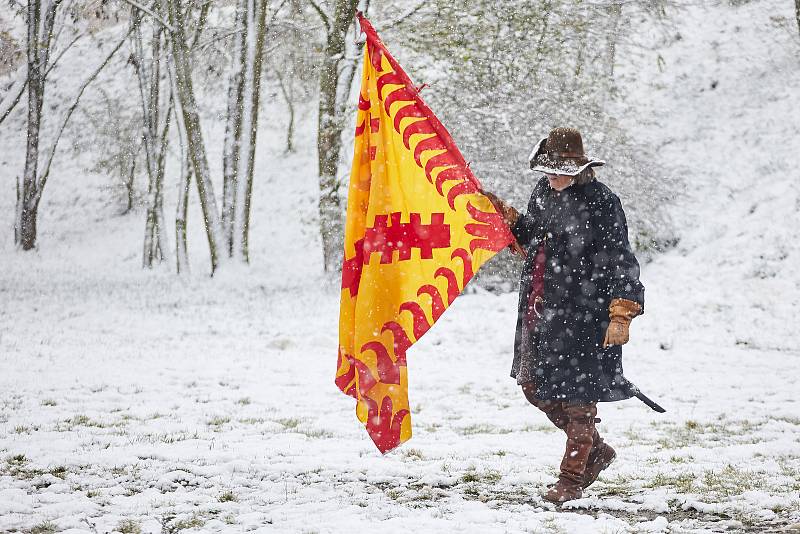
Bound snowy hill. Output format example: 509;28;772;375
1;1;799;533
618;0;800;353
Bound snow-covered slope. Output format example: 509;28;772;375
618;0;800;353
1;2;799;533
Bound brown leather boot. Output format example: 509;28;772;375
543;420;616;490
543;403;597;503
522;383;570;432
582;430;616;489
534;402;615;490
537;401;569;432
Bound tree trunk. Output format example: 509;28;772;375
605;2;622;79
123;149;137;215
316;0;360;272
276;71;294;152
795;0;800;38
175;145;191;275
220;0;269;263
531;0;552;84
16;191;39;250
221;1;246;258
16;0;59;250
573;7;588;78
148;94;172;265
17;1;43;250
233;0;269;263
168;58;191;275
168;0;225;274
135;10;172;268
15;0;123;250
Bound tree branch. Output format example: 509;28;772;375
0;70;27;127
0;18;83;127
117;0;174;31
189;0;212;49
193;27;245;53
44;31;85;82
379;1;425;31
35;29;133;204
308;0;330;34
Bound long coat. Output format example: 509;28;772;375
510;176;645;403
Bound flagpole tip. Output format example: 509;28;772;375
354;11;366;44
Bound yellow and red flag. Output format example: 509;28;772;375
336;14;514;453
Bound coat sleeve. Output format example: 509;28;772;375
592;192;645;313
510;182;545;247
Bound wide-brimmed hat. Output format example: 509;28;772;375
529;127;605;176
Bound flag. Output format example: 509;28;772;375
336;14;514;453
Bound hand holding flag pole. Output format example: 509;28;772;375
480;190;527;257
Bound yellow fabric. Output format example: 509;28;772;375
336;17;513;453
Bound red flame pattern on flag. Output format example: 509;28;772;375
337;14;514;453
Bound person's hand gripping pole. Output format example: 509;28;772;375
479;190;526;257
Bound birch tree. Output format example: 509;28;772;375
166;0;270;273
15;0;126;250
168;0;226;273
222;0;269;263
161;57;190;274
313;0;360;273
131;6;172;267
16;0;59;250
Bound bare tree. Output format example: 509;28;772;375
168;0;226;273
115;0;271;274
15;0;126;250
233;0;269;262
171;1;209;275
221;2;247;258
131;6;172;267
16;0;60;250
265;0;320;153
171;61;192;275
313;0;360;272
222;0;270;263
76;88;142;215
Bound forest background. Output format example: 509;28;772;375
0;0;689;279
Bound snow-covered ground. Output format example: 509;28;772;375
2;1;800;533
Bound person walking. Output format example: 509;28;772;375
483;127;660;503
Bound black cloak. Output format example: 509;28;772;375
510;176;645;403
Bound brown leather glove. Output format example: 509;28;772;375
480;190;519;228
603;298;642;347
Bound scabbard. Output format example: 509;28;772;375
634;391;666;413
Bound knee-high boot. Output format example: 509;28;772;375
536;401;569;432
522;383;569;432
538;403;615;490
543;403;597;503
583;427;616;489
